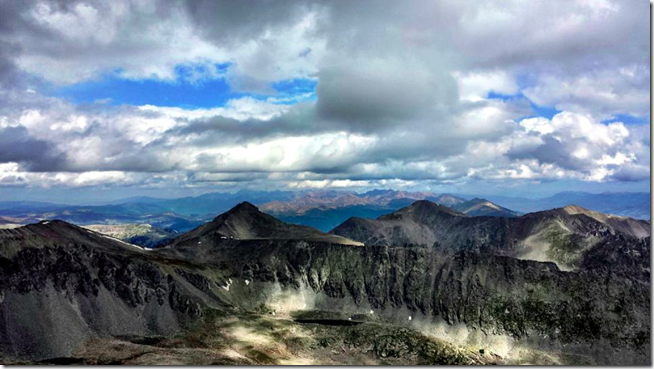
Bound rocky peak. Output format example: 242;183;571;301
169;202;363;246
395;200;466;218
225;201;260;215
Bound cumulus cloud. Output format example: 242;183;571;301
0;0;648;192
503;112;648;181
523;66;650;118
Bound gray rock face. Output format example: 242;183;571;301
0;223;209;360
173;240;649;353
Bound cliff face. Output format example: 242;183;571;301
166;240;649;354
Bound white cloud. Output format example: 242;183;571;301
0;0;648;191
504;112;647;181
454;70;519;102
523;65;650;118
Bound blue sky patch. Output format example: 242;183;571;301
52;65;233;109
487;91;561;120
48;64;317;109
602;114;650;126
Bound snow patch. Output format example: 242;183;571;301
221;278;233;291
97;233;152;251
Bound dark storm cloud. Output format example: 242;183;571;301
507;135;590;171
611;164;651;183
315;64;457;131
168;103;319;144
0;126;65;171
183;0;313;45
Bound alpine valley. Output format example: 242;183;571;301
0;193;650;365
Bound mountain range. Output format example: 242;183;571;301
483;191;651;220
331;200;650;272
0;190;648;242
0;200;650;364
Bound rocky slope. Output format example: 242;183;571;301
0;221;225;361
0;204;650;364
330;201;650;271
171;202;362;246
559;205;650;238
157;237;650;364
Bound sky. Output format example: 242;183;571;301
0;0;650;203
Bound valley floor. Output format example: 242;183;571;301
5;309;594;365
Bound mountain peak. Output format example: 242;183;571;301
391;200;466;218
560;204;590;214
451;198;520;217
227;201;260;214
169;200;364;246
429;194;467;206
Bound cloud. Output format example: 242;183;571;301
0;126;64;171
0;0;648;192
504;112;648;181
523;66;650;119
454;70;519;102
315;57;457;131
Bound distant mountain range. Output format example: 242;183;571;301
0;190;648;238
484;191;650;220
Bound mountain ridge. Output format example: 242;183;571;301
0;201;650;364
166;201;363;248
330;200;650;272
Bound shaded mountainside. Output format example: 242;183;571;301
157;238;650;364
0;203;650;364
0;221;223;361
169;202;363;246
330;201;650;271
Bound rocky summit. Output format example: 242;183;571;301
0;202;650;365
